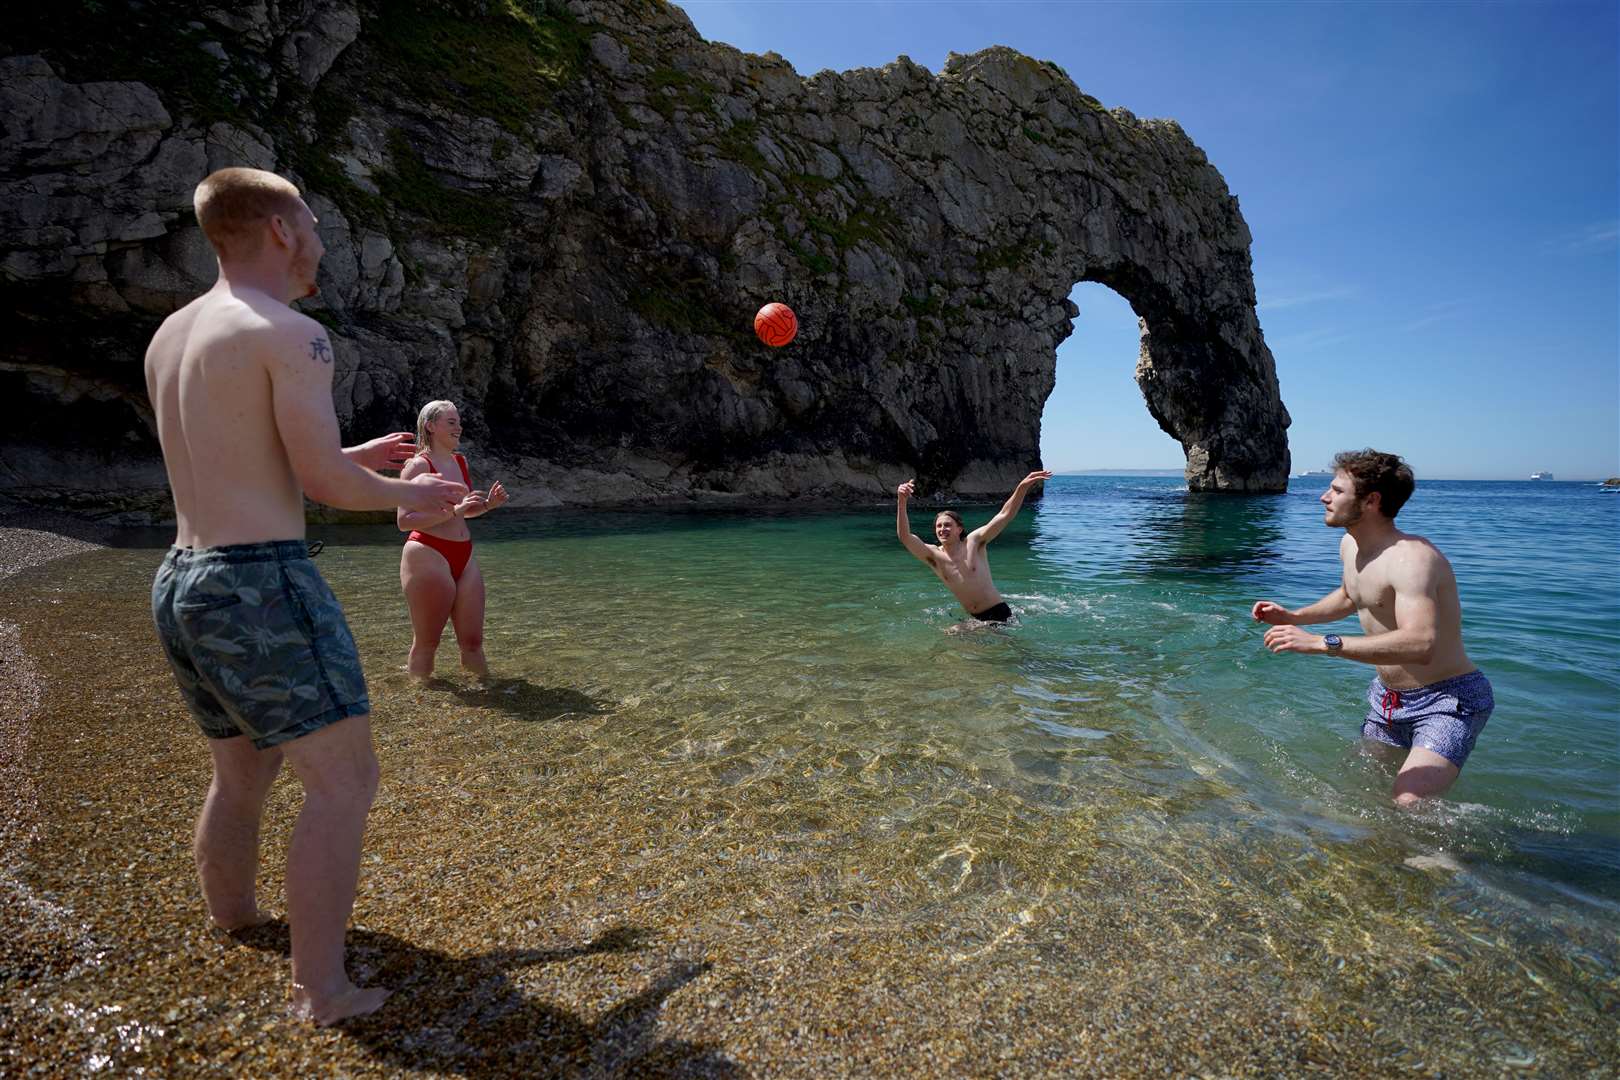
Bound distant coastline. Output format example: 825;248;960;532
1052;470;1618;482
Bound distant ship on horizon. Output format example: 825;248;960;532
1531;471;1554;481
1296;468;1334;478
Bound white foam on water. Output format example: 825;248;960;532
1001;592;1103;618
1404;852;1465;873
1416;799;1580;839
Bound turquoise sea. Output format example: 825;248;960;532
404;473;1619;868
117;474;1620;900
52;474;1620;1066
331;478;1612;901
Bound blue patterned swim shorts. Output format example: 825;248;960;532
1361;670;1494;769
152;541;370;750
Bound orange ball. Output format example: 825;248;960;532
754;302;798;347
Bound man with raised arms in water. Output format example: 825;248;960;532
1251;449;1494;807
895;470;1053;623
145;168;466;1024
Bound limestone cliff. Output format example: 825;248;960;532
0;0;1291;518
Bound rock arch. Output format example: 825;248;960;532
808;44;1295;495
0;1;1290;514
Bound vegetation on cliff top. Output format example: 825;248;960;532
371;0;592;134
291;2;578;237
378;129;515;239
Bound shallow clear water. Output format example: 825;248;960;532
51;475;1620;1057
98;478;1620;887
377;477;1615;857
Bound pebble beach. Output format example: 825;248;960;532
2;497;1616;1077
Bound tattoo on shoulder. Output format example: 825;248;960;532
309;337;332;365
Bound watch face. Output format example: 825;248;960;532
1325;634;1342;650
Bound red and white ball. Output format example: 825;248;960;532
754;302;797;347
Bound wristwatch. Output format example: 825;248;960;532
1323;634;1343;653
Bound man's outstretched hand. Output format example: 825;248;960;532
1250;600;1295;626
348;432;418;472
1019;470;1054;489
402;474;466;516
1263;624;1324;654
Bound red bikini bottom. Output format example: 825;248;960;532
407;531;473;581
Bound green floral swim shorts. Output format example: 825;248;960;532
151;540;370;749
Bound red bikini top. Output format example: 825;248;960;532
423;452;471;488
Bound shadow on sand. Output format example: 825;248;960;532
389;674;613;724
452;677;614;724
236;922;740;1077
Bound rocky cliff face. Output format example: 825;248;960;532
0;0;1290;519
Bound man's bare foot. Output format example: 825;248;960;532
289;982;393;1026
211;907;275;934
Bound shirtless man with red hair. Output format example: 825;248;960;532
145;168;465;1024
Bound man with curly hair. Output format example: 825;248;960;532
1250;449;1493;806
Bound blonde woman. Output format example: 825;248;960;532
398;401;508;680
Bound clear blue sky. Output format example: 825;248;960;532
680;0;1619;480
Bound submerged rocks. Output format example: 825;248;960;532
0;0;1289;518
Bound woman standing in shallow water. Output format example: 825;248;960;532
398;400;508;681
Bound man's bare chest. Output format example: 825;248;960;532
1344;566;1396;619
928;550;986;583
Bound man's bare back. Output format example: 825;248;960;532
146;168;465;1027
147;285;328;547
